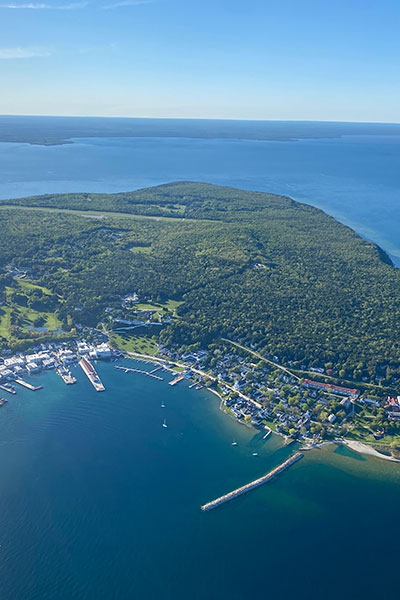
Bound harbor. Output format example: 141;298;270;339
201;452;304;511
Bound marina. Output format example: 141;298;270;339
201;452;304;511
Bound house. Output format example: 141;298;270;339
340;397;352;411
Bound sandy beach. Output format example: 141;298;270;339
340;440;400;462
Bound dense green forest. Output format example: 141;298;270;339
1;182;400;385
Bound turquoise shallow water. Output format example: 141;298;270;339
1;360;400;599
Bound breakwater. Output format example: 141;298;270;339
201;452;304;511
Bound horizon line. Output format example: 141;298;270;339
0;113;399;126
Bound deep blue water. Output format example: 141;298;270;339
0;131;399;263
2;361;400;600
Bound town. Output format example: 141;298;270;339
1;316;400;456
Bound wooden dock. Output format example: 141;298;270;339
115;365;163;381
169;375;185;386
201;452;303;511
15;379;43;391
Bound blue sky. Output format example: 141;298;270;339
0;0;399;121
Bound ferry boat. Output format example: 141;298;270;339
78;357;105;392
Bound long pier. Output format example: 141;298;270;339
115;365;163;381
201;452;304;511
15;379;43;391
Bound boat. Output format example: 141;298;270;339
161;401;165;408
252;452;258;456
0;398;8;407
232;441;238;446
162;418;168;428
0;383;16;395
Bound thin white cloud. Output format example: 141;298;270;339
0;2;88;8
0;46;52;58
102;0;152;8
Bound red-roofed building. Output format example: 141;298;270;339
303;379;360;398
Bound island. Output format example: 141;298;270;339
1;181;400;456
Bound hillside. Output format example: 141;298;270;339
1;181;400;385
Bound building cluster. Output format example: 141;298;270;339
0;341;114;383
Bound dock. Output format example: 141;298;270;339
79;357;105;392
149;366;162;375
0;384;16;395
56;367;77;385
263;428;272;439
169;375;185;386
115;365;163;381
201;452;303;511
15;379;43;391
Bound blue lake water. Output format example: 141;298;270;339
2;361;400;600
1;121;400;598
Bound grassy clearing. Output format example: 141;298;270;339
0;307;11;339
0;205;210;223
134;299;182;315
110;332;159;356
18;280;53;295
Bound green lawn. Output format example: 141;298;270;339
18;279;53;295
0;306;11;339
134;299;182;315
110;332;159;356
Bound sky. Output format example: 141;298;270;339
0;0;399;122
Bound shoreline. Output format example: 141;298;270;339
337;439;400;462
118;350;400;461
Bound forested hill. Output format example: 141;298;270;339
1;181;400;384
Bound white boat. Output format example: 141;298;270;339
252;452;258;456
161;401;165;408
162;418;168;428
232;441;238;446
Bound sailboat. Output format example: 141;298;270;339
162;418;168;428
